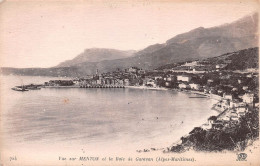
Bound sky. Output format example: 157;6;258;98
0;0;258;68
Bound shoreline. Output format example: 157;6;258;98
17;82;227;154
126;87;226;153
18;82;224;102
125;86;168;91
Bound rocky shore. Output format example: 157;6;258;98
168;106;259;153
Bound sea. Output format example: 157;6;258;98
0;75;219;164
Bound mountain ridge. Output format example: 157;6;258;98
1;13;258;76
1;47;258;77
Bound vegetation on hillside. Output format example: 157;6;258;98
170;108;259;153
158;47;258;71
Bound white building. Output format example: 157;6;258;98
242;86;249;91
242;93;254;104
216;64;227;69
128;67;138;73
124;79;130;86
219;115;230;121
230;116;239;121
232;88;238;91
154;76;163;80
146;80;156;87
201;123;212;130
230;101;246;108
236;107;248;116
166;77;174;82
165;82;171;87
182;61;198;67
178;83;190;89
189;83;201;90
223;94;233;100
115;79;124;86
177;75;191;82
221;99;230;109
138;69;146;74
73;79;80;85
207;79;214;83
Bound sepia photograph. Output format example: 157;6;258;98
0;0;259;165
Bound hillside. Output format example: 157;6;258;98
157;47;259;71
0;13;258;76
208;47;259;70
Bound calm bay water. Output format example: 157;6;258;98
1;75;218;155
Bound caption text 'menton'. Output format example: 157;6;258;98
59;156;195;162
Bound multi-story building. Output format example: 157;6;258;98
177;75;191;82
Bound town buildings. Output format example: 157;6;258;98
45;58;259;117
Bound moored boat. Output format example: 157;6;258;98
11;86;29;92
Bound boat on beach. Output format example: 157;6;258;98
189;96;207;98
125;85;168;90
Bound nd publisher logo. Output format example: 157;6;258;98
236;153;247;161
